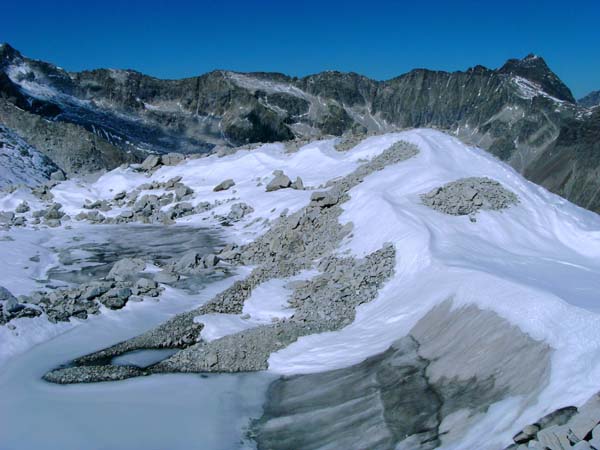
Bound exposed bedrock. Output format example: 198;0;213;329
252;301;551;450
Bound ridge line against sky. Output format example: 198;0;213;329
2;0;599;98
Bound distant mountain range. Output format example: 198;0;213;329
579;90;600;108
0;43;599;213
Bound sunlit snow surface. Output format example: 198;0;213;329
2;129;600;449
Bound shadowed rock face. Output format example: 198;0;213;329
252;301;551;450
0;100;142;174
0;43;599;212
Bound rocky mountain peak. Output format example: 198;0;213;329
578;90;600;108
498;53;575;103
0;43;22;67
467;64;491;74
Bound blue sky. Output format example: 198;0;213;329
2;0;598;97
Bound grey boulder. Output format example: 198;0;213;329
310;190;340;207
266;172;291;192
213;179;235;192
291;176;304;190
141;155;161;171
50;170;66;181
1;286;22;316
161;153;184;166
107;258;146;281
173;251;202;272
154;271;180;284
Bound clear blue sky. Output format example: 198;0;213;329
2;0;598;97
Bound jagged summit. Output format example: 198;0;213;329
499;53;575;102
0;43;21;65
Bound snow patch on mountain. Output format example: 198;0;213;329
0;125;57;188
512;75;566;104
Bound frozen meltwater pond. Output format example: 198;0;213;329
0;223;228;296
46;223;225;285
0;224;274;450
0;333;273;450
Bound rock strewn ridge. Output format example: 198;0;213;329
44;140;419;382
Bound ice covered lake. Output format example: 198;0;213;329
0;224;274;450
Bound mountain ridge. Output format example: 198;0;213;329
1;43;599;213
579;90;600;108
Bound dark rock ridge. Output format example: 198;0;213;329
1;43;599;213
579;90;600;109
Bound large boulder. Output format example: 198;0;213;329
213;179;235;192
15;201;30;213
50;170;66;181
44;203;64;220
227;203;254;222
173;251;202;273
154;270;180;284
266;171;292;192
141;155;161;171
0;286;21;316
291;176;304;190
174;185;193;201
310;189;340;208
172;251;219;273
161;153;184;166
107;258;146;281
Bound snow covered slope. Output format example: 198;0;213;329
3;128;600;449
0;125;57;188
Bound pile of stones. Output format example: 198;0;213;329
421;177;519;218
0;257;164;326
72;177;219;225
215;202;254;225
1;201;67;229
